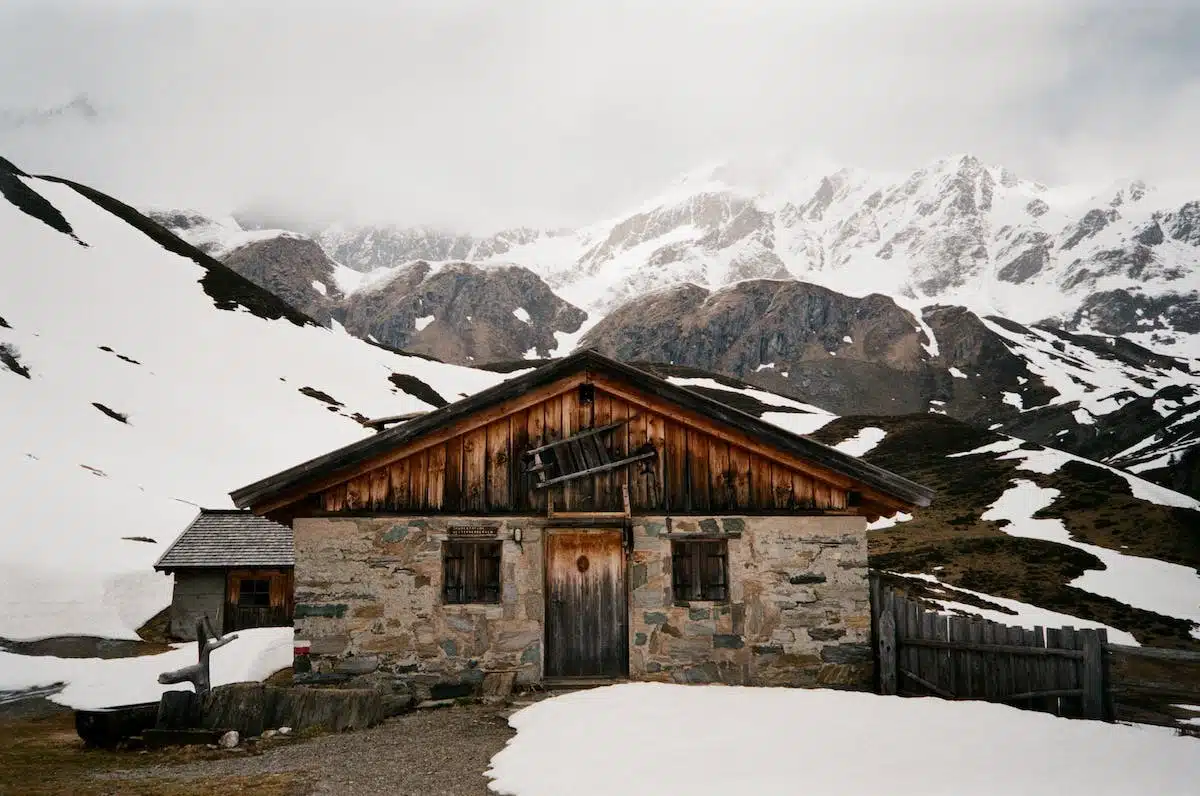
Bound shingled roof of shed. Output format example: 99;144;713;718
153;509;293;571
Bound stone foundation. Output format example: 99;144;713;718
294;513;872;697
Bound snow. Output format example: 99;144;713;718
978;317;1200;421
760;411;838;435
842;335;852;343
754;362;775;372
1002;391;1024;410
948;438;1025;458
949;366;968;379
310;280;327;296
547;314;600;358
833;427;886;457
867;511;912;530
0;175;516;645
512;307;531;324
1173;705;1200;726
950;435;1200;510
414;315;435;331
330;263;365;294
666;377;830;414
485;683;1200;796
1073;407;1095;425
982;480;1200;635
897;573;1137;645
522;347;540;360
0;627;292;710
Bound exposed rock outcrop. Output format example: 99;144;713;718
341;261;586;365
222;236;343;325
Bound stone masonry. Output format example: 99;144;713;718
629;515;873;688
293;516;544;699
293;513;873;697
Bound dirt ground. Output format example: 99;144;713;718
0;698;521;796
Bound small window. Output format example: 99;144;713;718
671;539;729;602
238;578;271;608
443;541;502;604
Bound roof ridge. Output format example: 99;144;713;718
230;351;935;511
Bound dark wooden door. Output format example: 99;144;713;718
544;530;627;678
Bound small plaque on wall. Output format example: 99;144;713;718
448;524;500;538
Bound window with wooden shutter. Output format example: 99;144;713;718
671;539;729;602
443;541;502;604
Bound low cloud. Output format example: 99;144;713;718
3;0;1199;231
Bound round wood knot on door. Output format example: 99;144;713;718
576;555;590;573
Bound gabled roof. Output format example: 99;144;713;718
231;350;935;512
154;509;293;571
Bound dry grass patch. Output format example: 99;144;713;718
0;711;309;796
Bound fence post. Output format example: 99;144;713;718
878;590;898;695
1080;630;1104;720
1096;629;1114;721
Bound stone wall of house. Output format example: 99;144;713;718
292;516;543;700
293;513;873;697
628;515;873;689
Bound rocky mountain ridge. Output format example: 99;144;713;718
267;154;1199;359
146;155;1200;496
579;279;1200;496
152;211;587;365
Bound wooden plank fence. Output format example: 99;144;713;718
871;579;1109;720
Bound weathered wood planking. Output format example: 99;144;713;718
318;385;849;515
873;579;1108;721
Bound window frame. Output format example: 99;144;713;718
442;539;503;605
670;538;730;603
237;577;272;608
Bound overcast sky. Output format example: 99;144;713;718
2;0;1199;231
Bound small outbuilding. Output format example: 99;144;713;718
230;350;933;693
154;508;295;641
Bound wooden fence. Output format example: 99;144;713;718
871;580;1109;720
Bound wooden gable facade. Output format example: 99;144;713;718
319;377;851;516
237;353;932;521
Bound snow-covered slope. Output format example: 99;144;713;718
0;163;514;642
813;414;1200;647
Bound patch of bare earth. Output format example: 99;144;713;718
95;702;517;796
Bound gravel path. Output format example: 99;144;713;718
100;702;521;796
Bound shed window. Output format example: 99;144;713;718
671;539;729;602
238;578;271;608
443;541;502;604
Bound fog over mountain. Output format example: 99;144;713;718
3;1;1200;231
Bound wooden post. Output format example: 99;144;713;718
878;590;898;695
1080;630;1104;720
1096;629;1114;721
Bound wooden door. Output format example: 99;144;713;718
544;530;628;678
